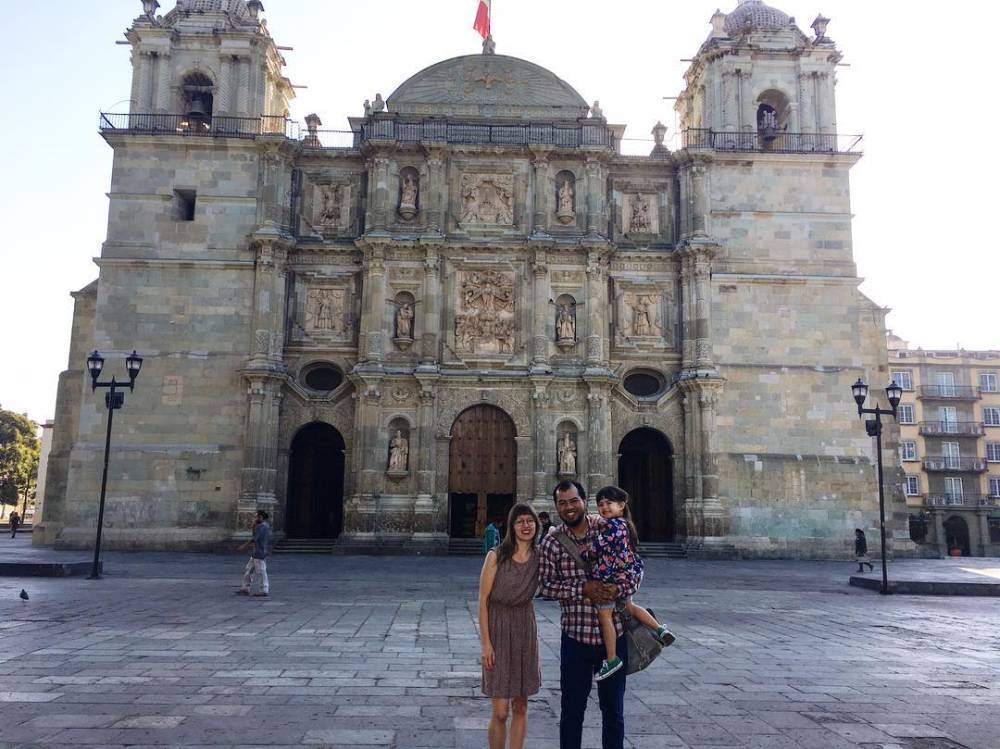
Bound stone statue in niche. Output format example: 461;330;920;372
628;194;653;234
623;293;662;338
557;179;575;224
305;288;347;334
460;174;514;225
388;430;409;472
558;432;577;476
590;100;604;119
395;302;414;340
454;270;516;355
315;184;341;228
556;303;576;343
398;174;418;220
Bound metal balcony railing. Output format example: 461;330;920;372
918;421;985;436
918;385;980;400
99;113;297;139
359;118;619;150
925;494;995;508
922;457;987;473
682;129;862;154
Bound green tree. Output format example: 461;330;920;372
0;406;40;518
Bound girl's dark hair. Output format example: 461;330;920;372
595;486;639;551
494;503;540;566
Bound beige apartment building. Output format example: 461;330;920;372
888;335;1000;556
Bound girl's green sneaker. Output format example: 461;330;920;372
655;625;676;647
595;656;623;681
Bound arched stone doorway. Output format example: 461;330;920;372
943;515;971;557
285;422;345;539
617;428;674;542
449;405;517;539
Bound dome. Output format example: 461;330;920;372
724;0;793;35
176;0;250;16
387;55;589;120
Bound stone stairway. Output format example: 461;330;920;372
272;538;336;555
448;539;483;556
640;542;688;559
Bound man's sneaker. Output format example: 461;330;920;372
655;626;676;647
595;657;623;681
252;592;269;597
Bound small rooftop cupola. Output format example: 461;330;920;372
723;0;794;36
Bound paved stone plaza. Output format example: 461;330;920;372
1;539;998;748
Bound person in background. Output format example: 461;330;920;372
483;517;501;554
237;510;271;597
8;510;21;539
538;512;553;539
855;528;874;573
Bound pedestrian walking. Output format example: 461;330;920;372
483;517;501;554
538;480;641;749
9;510;21;539
478;503;541;749
538;512;553;539
237;511;271;597
855;528;874;572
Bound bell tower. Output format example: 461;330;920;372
125;0;294;122
677;0;841;149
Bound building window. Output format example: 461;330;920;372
904;475;920;496
981;372;998;393
985;407;1000;427
987;443;1000;463
891;370;913;391
897;404;915;424
990;477;1000;498
900;441;917;461
944;477;964;499
174;189;196;221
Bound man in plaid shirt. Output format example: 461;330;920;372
538;480;640;749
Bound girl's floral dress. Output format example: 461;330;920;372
585;517;644;590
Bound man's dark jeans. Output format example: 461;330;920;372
560;631;628;749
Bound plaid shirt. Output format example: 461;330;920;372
538;515;641;646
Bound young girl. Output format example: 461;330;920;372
590;485;674;681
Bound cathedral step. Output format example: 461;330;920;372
272;538;336;554
448;539;484;556
639;543;688;559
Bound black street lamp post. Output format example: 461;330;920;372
85;350;143;580
851;377;903;595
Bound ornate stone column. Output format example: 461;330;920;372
584;158;602;236
420;247;441;367
424;149;445;234
154;53;171;113
585;250;606;367
360;244;387;365
342;379;382;542
585;382;613;491
679;380;726;544
412;383;444;545
367;155;391;232
531;152;550;235
531;382;552;501
692;247;716;369
218;55;233;116
235;229;292;538
531;250;551;371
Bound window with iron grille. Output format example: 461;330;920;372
897;404;915;424
891;370;913;391
905;476;920;496
985;407;1000;427
900;441;917;461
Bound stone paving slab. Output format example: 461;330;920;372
0;548;998;748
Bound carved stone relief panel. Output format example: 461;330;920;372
460;174;515;225
305;286;351;339
454;269;516;355
612;281;678;349
623;193;658;235
311;183;352;234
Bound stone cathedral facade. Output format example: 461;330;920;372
37;0;908;558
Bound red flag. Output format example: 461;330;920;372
473;0;491;40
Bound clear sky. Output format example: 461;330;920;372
1;0;997;424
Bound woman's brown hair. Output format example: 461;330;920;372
494;503;540;566
595;485;640;551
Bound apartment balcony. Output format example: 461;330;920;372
918;385;980;400
922;457;988;473
925;494;996;508
918;421;985;436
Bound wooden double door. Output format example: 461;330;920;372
285;423;345;539
449;405;517;539
617;428;675;542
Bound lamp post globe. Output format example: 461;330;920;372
886;380;902;411
851;378;868;411
87;350;105;388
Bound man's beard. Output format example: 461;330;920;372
562;511;586;528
